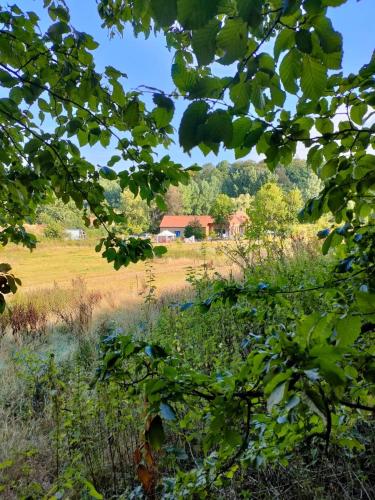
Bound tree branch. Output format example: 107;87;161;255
339;400;375;412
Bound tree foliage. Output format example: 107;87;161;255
178;159;322;216
210;193;235;230
248;182;302;238
0;1;190;294
184;219;205;240
120;190;150;235
95;0;374;494
36;198;85;229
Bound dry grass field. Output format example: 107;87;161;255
0;240;231;312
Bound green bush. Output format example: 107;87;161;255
184;220;205;240
43;220;64;239
96;248;375;497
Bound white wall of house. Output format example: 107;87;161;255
161;226;187;237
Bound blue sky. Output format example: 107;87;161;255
36;0;375;168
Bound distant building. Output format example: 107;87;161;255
64;229;86;240
159;212;248;239
225;211;248;238
159;215;214;238
155;230;176;243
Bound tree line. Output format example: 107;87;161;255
37;158;317;237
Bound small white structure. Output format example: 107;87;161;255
184;235;195;243
65;229;86;240
156;230;176;243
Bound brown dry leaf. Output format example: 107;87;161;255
137;464;154;493
133;447;142;465
144;446;154;468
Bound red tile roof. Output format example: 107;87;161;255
160;215;214;228
229;211;248;224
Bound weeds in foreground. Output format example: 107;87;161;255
0;252;374;498
0;278;102;345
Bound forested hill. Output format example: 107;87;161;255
174;158;321;215
102;158;321;213
35;158;320;236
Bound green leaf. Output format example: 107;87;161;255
152;94;175;127
336;316;361;347
258;53;275;74
322;0;346;6
320;158;337;179
108;155;121;167
0;70;18;88
201;109;233;147
304;388;327;420
250;80;265;110
192;19;220;66
237;0;262;28
171;56;198;92
267;382;287;411
146;415;165;450
67;118;83;135
150;0;177;26
327;188;345;213
0;459;13;470
24;138;41;155
350;103;367;125
322;230;343;255
49;5;70;22
227;117;252;148
244;122;265;148
123;100;140;127
356;291;375;314
295;29;313;54
100;166;117;181
338;437;365;451
280;49;301;94
105;66;125;79
274;29;295;61
38;150;54;170
314;15;343;54
154;245;167;257
0;97;19;115
177;0;219;29
315;117;334;134
301;55;327;100
188;75;226;99
112;81;126;106
155;194;168;211
179;101;209;151
217;18;248;65
47;21;69;42
223;428;242;447
230;81;251;110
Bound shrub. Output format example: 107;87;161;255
184;219;205;240
43;220;64;239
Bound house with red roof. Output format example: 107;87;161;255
159;212;248;239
